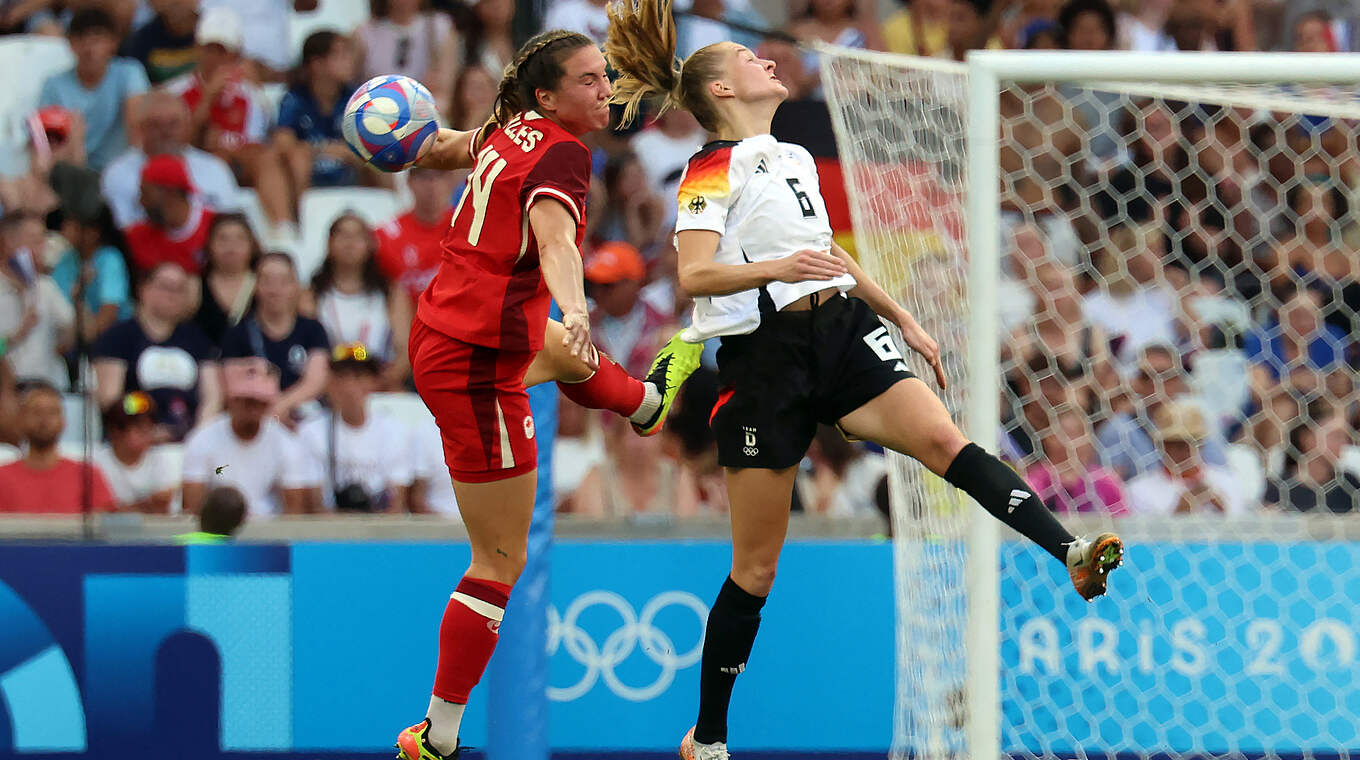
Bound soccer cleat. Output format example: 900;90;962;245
679;726;730;760
1066;532;1124;601
633;330;704;436
395;719;460;760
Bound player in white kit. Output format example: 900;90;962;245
604;3;1126;759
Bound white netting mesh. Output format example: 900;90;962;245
822;47;1360;760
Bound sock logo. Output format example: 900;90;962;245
720;663;746;675
742;426;758;457
1007;489;1030;513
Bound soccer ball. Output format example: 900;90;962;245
342;74;441;173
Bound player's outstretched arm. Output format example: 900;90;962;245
528;198;596;368
413;126;482;171
830;241;947;388
676;230;847;297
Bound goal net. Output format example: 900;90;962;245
821;47;1360;760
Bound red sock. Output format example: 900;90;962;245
431;577;512;704
557;352;644;417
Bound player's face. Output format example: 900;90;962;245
723;45;787;105
540;45;612;135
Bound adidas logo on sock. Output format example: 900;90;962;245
1007;489;1030;513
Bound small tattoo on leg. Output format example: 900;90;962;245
496;548;509;558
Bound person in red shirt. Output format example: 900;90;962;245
389;30;703;760
0;381;116;514
374;166;457;303
124;154;215;276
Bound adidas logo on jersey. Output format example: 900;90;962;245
754;158;768;174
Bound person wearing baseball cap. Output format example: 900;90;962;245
93;392;179;513
181;356;321;516
123;152;216;276
1125;400;1246;515
583;241;672;378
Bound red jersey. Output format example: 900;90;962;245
125;203;215;276
376;210;453;303
417;112;591;353
165;71;268;150
0;458;116;514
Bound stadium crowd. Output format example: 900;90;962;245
0;0;1355;524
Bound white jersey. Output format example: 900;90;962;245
674;134;857;341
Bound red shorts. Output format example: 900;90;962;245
409;316;538;483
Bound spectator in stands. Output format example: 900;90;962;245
123;154;216;276
38;8;149;171
299;342;414;512
1245;285;1350;407
1164;0;1256;52
192;213;260;347
164;5;289;228
0;359;19;464
92;262;220;441
798;426;889;518
1271;181;1360;341
181;357;320;516
1291;9;1340;53
356;0;460;116
676;0;764;59
119;0;198;85
1092;98;1180;225
1097;343;1228;481
448;64;498;130
788;0;882;94
944;0;1007;60
220;253;330;427
0;212;75;390
1115;0;1174;50
1058;0;1115;51
101;91;240;229
273;30;362;224
1026;407;1128;515
51;205;130;347
92;391;178;513
309;214;412;389
1265;401;1359;513
542;0;609;43
460;0;514;74
0;105;79;218
883;0;951;56
0;380;116;513
593;152;665;257
376;167;457;304
585;242;672;378
1083;223;1178;367
410;415;460;515
630;108;706;216
1125;401;1245;514
201;0;312;80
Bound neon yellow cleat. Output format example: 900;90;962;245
633;330;704;437
1067;532;1124;601
395;719;461;760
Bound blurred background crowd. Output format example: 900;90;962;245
0;0;1355;527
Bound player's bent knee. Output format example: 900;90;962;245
731;563;778;596
924;422;969;476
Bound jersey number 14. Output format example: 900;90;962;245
463;147;508;246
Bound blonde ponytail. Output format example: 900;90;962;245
605;0;682;128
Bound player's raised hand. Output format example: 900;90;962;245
771;249;847;283
896;311;947;389
561;311;598;370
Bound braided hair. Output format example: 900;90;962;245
488;29;596;130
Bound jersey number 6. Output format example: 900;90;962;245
786;178;817;218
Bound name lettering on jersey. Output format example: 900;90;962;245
466;146;508;246
502;122;543;153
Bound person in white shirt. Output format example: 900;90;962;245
1081;221;1179;368
1125;401;1246;515
0;213;74;390
181;357;319;516
298;343;414;512
542;0;610;42
93;391;178;513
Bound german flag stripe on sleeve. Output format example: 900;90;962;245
677;145;732;215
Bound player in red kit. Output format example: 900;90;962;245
390;30;704;760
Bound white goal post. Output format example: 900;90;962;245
821;47;1360;760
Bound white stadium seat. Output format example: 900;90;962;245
0;35;74;177
294;187;401;278
59;393;101;454
288;0;371;66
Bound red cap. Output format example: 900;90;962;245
141;153;194;193
584;241;645;284
36;105;74;138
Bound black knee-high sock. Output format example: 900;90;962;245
943;443;1074;563
694;576;766;745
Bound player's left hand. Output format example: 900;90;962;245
896;311;947;389
562;311;598;370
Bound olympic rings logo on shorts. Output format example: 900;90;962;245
546;590;708;702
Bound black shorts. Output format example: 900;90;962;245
710;294;915;469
